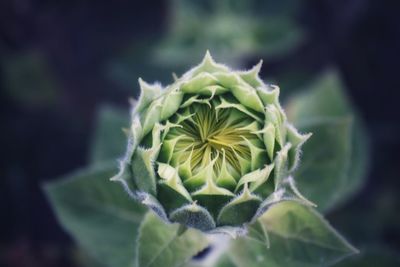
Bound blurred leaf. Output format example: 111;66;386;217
44;163;147;267
247;219;270;248
154;0;305;68
89;106;130;164
342;119;369;199
108;0;307;91
106;40;181;91
294;115;353;211
334;248;400;267
252;0;304;17
229;201;357;267
214;255;238;267
286;72;369;212
137;212;209;267
1;51;59;107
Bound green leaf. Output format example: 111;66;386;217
293;116;353;211
247;219;270;248
43;163;147;267
89;106;130;164
341;119;369;201
152;0;304;68
131;147;157;195
169;203;217;232
137;212;209;267
217;193;262;226
214;255;238;267
286;72;369;212
228;201;357;267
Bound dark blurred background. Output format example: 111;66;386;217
1;0;399;266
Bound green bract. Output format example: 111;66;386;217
112;52;313;234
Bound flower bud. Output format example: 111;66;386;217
112;52;312;234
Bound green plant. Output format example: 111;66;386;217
112;51;312;234
155;0;304;67
45;52;366;267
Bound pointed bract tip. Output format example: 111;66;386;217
270;84;280;91
304;132;313;141
110;174;120;182
242;59;263;76
242;183;253;199
138;77;148;87
188;201;201;212
287;176;317;207
254;59;263;72
138;77;155;89
203;50;215;64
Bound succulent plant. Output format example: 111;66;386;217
112;51;313;234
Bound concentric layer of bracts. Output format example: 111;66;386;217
112;51;313;235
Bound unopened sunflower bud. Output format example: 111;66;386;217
112;51;312;234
